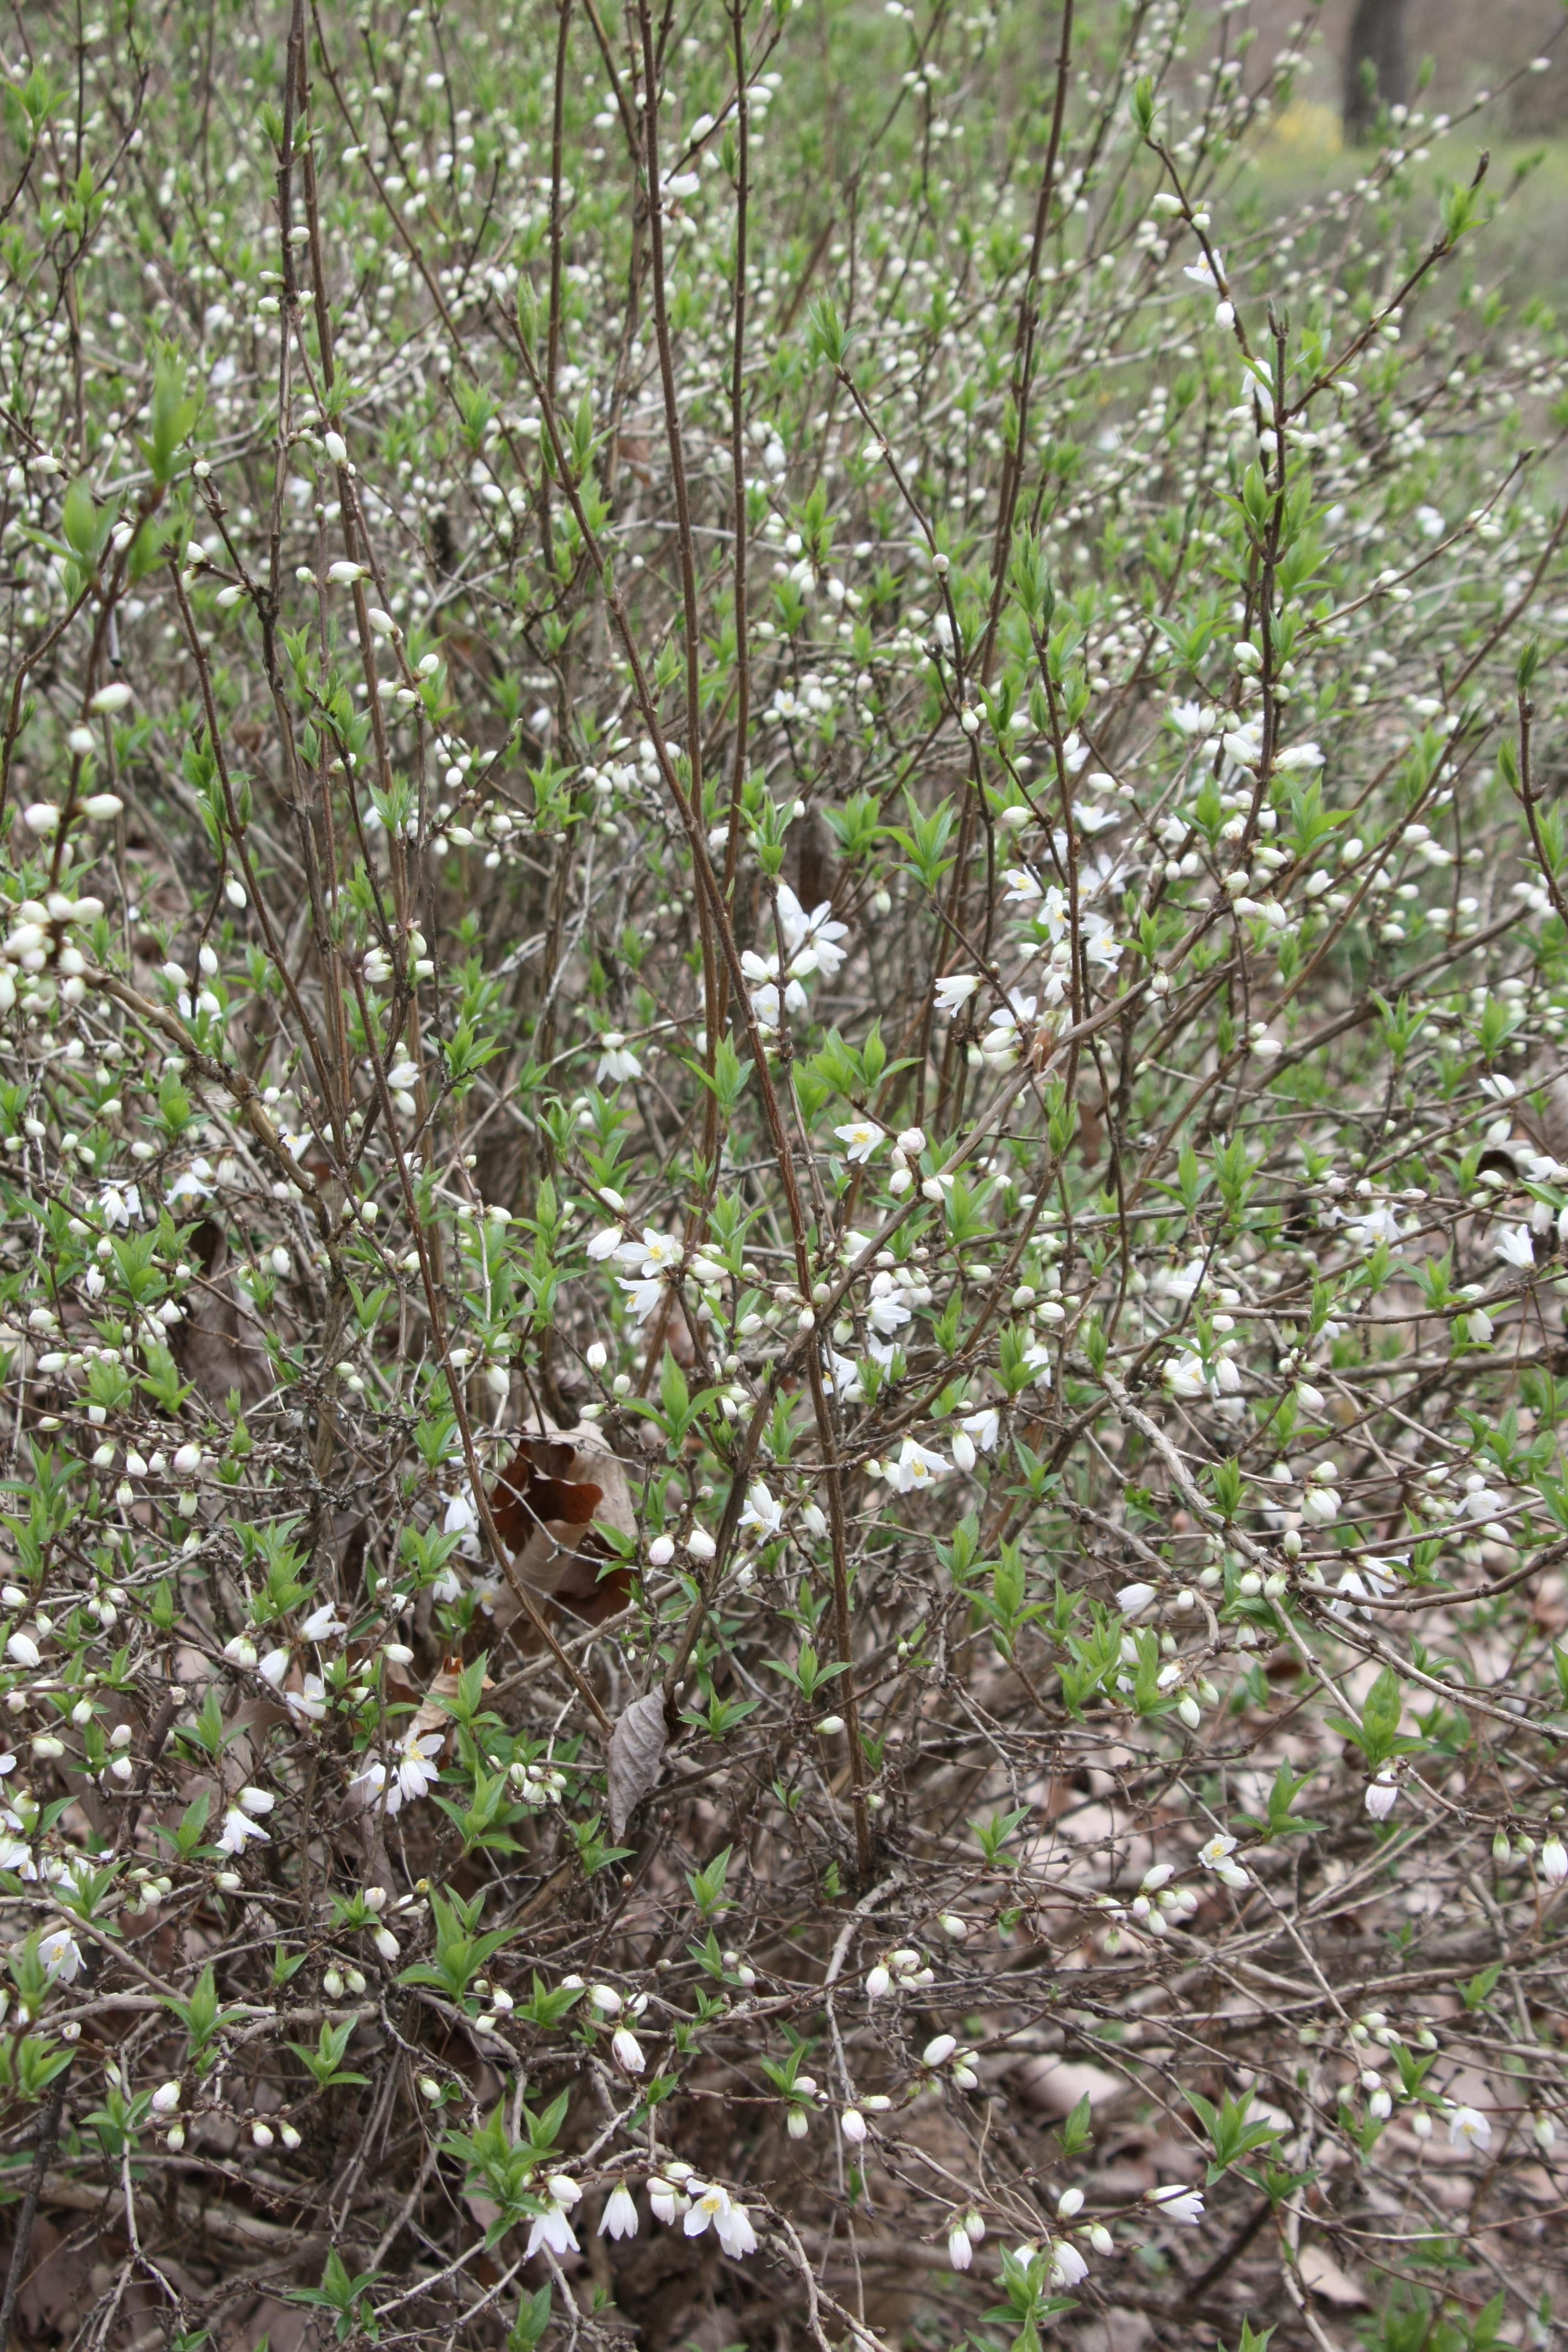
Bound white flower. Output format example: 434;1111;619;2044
150;2081;181;2115
1163;1353;1208;1400
356;1729;445;1816
1147;2183;1205;2225
961;1407;1000;1453
836;1120;884;1164
739;1483;785;1539
1494;1223;1535;1271
0;1832;34;1877
1196;1832;1248;1890
1345;1201;1404;1251
685;2181;758;2259
5;1632;40;1669
1049;2241;1089;2287
442;1490;477;1539
776;884;848;980
886;1438;947;1494
525;2192;581;2259
1117;1581;1157;1620
97;1181;141;1228
1447;2105;1491;2154
38;1927;83;1981
1365;1771;1399;1821
218;1806;270;1854
868;1292;912;1340
299;1601;347;1642
587;1224;625;1260
237;1785;274;1816
1081;910;1121;970
285;1674;328;1723
933;972;980;1016
258;1648;290;1689
612;2026;645;2073
1542;1836;1567;1884
392;1730;445;1807
649;2176;689;2226
948;2223;973;2270
600;2183;639;2240
841;2107;867;2144
620;1276;666;1324
596;1032;643;1085
865;1963;892;1999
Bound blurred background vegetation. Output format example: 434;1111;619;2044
1251;0;1568;298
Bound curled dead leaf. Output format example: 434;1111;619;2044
607;1691;669;1841
488;1424;637;1625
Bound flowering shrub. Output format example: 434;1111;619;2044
0;0;1566;2345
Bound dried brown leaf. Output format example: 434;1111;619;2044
607;1691;668;1841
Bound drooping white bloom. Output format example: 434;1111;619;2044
683;2180;758;2259
1196;1833;1248;1890
649;2175;690;2226
612;2026;645;2073
1447;2105;1491;2154
596;1032;642;1085
620;1276;666;1324
237;1785;275;1817
1146;2183;1205;2225
1081;910;1121;970
1344;1201;1404;1251
933;972;980;1016
1049;2240;1090;2286
97;1180;141;1228
841;2107;868;2144
586;1224;625;1261
353;1729;445;1816
961;1407;1000;1453
867;1292;912;1340
776;884;848;981
1365;1771;1399;1821
885;1439;947;1494
739;1483;785;1540
150;2081;181;2115
1542;1835;1567;1883
922;2034;957;2068
600;2183;639;2240
1117;1582;1157;1621
525;2185;581;2259
299;1601;347;1642
38;1926;83;1981
442;1490;477;1539
948;2222;973;2270
218;1805;271;1855
1494;1223;1535;1271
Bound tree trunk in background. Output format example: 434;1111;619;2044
1343;0;1410;141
